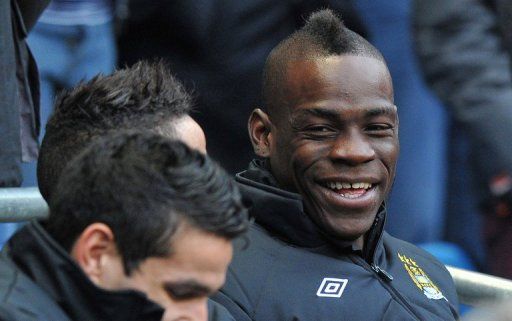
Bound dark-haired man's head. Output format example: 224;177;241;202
37;60;206;202
46;132;248;321
249;9;398;247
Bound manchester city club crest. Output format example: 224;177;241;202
398;253;446;301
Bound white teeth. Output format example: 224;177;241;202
339;193;360;199
326;182;373;190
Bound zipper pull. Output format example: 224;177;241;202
372;264;394;282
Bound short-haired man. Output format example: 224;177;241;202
0;132;248;321
37;60;206;202
213;10;459;320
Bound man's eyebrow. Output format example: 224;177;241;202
292;108;340;121
365;105;397;118
291;105;397;123
164;280;213;298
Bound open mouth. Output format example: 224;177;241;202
322;181;375;199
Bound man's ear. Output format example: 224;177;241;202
70;223;118;285
248;108;272;157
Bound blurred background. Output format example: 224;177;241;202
6;0;512;287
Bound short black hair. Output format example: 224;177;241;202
45;132;248;274
262;9;385;117
38;60;192;201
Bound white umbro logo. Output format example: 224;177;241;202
316;278;348;298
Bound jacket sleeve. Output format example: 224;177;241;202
211;265;254;321
413;0;512;184
14;0;50;33
0;304;30;321
211;291;252;321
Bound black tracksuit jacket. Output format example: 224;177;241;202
213;161;459;321
0;222;234;321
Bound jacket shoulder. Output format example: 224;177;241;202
214;224;290;320
383;233;447;269
382;233;459;307
0;254;70;321
207;299;237;321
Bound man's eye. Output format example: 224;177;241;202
366;124;393;131
166;289;202;301
164;284;211;301
366;124;394;135
306;125;334;133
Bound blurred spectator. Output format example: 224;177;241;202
0;0;48;187
0;0;49;247
0;132;248;320
118;0;367;174
414;0;512;277
21;0;117;187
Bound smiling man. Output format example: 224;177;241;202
0;132;248;321
212;9;459;321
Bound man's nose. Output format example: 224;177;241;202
328;128;376;165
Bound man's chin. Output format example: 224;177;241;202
320;215;377;244
303;193;381;243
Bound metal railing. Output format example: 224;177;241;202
1;187;512;306
447;266;512;306
0;187;48;222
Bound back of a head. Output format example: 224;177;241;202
37;60;192;202
45;132;248;274
262;9;385;117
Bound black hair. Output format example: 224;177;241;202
45;132;248;274
262;9;385;117
38;60;193;202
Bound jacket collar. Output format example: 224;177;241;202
237;159;386;262
6;221;164;321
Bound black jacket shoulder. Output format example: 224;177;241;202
0;249;71;321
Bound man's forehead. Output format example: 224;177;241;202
284;54;391;88
279;55;393;114
155;115;207;154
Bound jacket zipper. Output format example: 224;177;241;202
357;211;424;321
352;255;424;321
371;264;393;281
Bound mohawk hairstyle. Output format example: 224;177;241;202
262;9;385;116
38;60;193;201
